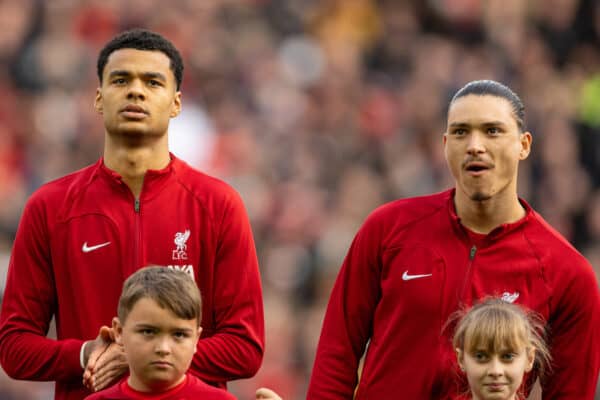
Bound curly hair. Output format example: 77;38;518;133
97;28;183;90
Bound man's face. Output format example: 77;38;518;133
94;48;181;138
114;297;200;392
443;95;531;202
457;346;535;400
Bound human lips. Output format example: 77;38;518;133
120;104;148;119
150;360;174;369
484;382;507;392
463;160;493;176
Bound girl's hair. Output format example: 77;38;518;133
452;298;552;381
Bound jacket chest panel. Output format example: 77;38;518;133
463;250;551;319
379;244;446;321
52;214;123;283
53;206;208;284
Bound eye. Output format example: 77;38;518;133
487;127;501;135
148;79;162;87
452;128;467;136
112;78;127;85
501;352;516;362
139;328;156;337
173;331;189;340
473;351;489;362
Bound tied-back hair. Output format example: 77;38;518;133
118;266;201;326
451;80;526;132
452;298;552;382
97;28;184;90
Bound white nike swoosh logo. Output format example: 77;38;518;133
402;270;432;281
82;241;111;253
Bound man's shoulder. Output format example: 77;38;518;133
367;190;451;227
352;190;451;246
524;210;585;257
26;162;100;208
523;209;592;275
171;157;243;204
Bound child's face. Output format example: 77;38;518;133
456;345;535;400
113;297;201;392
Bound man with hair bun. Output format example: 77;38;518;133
308;80;600;399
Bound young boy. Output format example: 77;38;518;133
85;266;236;399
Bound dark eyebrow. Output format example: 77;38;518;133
143;72;167;82
449;122;470;128
481;121;507;127
108;70;132;79
449;121;508;128
108;71;167;82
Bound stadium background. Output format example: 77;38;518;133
0;0;599;398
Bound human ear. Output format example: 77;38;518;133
112;317;123;345
455;348;465;371
94;88;103;114
519;132;532;160
170;91;182;118
525;347;535;372
196;326;203;341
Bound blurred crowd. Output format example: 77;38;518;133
0;0;599;399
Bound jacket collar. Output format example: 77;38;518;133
447;188;534;242
95;153;182;201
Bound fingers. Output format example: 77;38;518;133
93;343;126;378
82;342;128;392
84;327;115;371
81;325;119;391
256;387;282;400
98;325;115;342
91;362;127;392
84;341;110;377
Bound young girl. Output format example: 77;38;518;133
452;298;551;400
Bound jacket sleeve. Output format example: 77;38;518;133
307;215;382;399
0;195;84;381
189;190;264;384
542;256;600;399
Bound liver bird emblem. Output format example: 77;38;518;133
174;229;191;252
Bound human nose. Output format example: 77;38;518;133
127;79;145;100
466;131;485;155
487;357;504;377
154;336;171;356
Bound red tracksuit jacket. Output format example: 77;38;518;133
308;189;600;399
0;155;264;400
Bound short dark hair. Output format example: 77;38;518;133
118;266;201;326
97;28;183;90
451;80;526;132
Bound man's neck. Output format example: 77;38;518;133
454;189;525;234
103;134;170;198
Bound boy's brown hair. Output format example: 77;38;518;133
118;266;201;326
